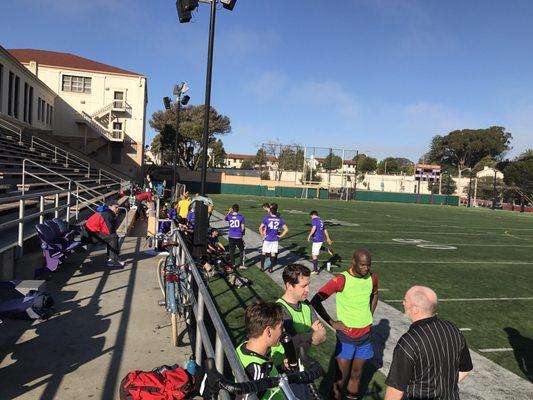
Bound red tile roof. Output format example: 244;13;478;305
226;153;254;159
8;49;144;77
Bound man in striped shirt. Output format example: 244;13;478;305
385;286;473;400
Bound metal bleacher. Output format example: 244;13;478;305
0;116;129;260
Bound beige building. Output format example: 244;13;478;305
0;46;56;132
3;47;147;179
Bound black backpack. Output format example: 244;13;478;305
0;290;55;320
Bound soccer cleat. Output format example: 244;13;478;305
238;265;248;270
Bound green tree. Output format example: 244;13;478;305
149;104;231;170
322;153;343;171
377;157;399;174
504;157;533;197
472;155;496;174
353;153;377;173
240;159;254;170
209;139;226;168
440;173;457;195
395;157;415;174
424;126;512;171
253;148;268;169
476;176;505;200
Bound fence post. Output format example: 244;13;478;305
39;196;45;224
215;335;224;372
18;199;25;257
195;292;205;365
65;152;69;167
54;146;57;163
66;182;71;222
76;186;79;220
54;193;60;218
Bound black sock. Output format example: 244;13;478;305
260;254;265;269
270;255;276;269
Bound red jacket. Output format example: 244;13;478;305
86;210;117;235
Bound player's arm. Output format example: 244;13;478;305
259;223;265;237
217;242;225;251
370;274;379;314
310;275;347;331
384;386;404;400
278;224;289;239
307;226;316;242
324;228;333;245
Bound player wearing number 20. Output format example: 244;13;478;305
225;204;247;269
259;203;289;273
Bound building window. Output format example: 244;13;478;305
37;97;41;121
8;71;13;116
28;86;33;125
50;105;53;126
41;100;45;122
62;75;91;94
46;103;50;125
23;82;29;122
14;76;20;119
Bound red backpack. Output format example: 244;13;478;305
119;365;195;400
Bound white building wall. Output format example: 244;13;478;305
0;48;56;131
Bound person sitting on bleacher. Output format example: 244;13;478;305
84;198;125;267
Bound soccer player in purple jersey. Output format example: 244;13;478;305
307;210;333;275
259;203;289;273
225;204;247;269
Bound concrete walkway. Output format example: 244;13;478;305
0;221;191;400
212;211;532;400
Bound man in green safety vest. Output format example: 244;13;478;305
276;264;327;399
311;248;379;400
236;302;286;400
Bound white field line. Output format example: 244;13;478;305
321;228;519;236
478;348;514;353
330;240;533;247
385;297;533;303
459;328;472;331
373;260;533;264
325;223;533;232
504;230;532;241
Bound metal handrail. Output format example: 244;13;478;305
22;159;107;203
0;116;23;143
167;230;258;400
30;135;90;175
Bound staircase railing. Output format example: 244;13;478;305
90;102;114;118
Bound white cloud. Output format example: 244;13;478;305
244;71;289;101
218;28;280;59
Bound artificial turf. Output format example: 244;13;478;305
207;194;533;385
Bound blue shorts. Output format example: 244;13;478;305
335;338;374;360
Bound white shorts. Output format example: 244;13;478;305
262;240;279;254
312;242;323;256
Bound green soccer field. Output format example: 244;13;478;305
209;194;533;384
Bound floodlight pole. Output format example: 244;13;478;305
492;169;497;209
200;0;217;196
353;150;359;200
172;92;182;192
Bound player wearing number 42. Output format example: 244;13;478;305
259;203;289;273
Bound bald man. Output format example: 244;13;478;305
311;249;378;400
385;286;473;400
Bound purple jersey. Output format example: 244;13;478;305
187;210;195;230
311;217;325;242
225;213;245;238
262;215;285;242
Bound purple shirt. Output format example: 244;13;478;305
225;213;245;239
262;215;285;242
187;210;195;230
311;217;325;242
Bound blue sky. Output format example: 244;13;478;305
1;0;532;161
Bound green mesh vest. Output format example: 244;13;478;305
276;298;312;334
336;270;373;328
236;342;284;400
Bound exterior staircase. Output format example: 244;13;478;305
79;99;131;142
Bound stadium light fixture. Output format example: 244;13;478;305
164;83;191;194
175;0;236;195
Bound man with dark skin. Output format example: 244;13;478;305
311;249;378;400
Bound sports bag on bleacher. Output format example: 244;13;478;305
0;290;55;320
119;364;195;400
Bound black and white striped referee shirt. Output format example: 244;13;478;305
385;315;473;400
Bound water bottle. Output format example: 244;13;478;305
327;262;331;272
185;356;196;375
280;332;298;371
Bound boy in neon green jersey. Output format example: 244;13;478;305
311;249;379;400
276;264;327;399
236;302;286;400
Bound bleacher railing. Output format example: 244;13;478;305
167;228;259;400
30;135;90;176
0;116;23;144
